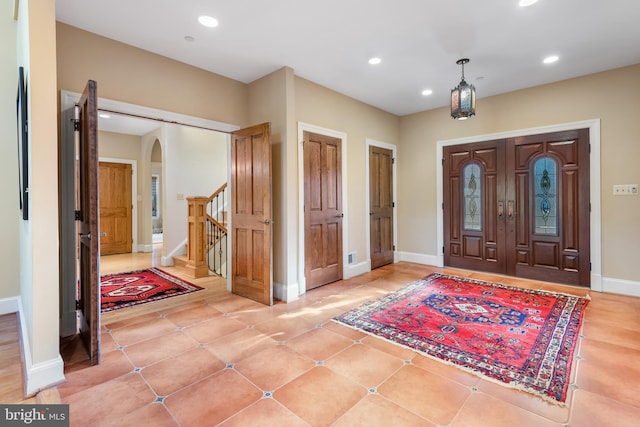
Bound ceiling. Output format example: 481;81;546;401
57;0;640;123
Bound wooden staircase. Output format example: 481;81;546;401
174;183;228;278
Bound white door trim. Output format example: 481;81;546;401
436;119;602;291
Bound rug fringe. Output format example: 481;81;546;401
428;272;591;301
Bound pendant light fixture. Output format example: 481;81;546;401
450;58;476;120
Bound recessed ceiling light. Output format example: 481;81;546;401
543;55;559;64
99;113;111;119
368;57;381;65
421;89;433;96
519;0;539;7
198;15;219;28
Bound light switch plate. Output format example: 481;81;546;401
613;184;638;195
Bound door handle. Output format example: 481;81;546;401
497;201;504;219
79;232;92;240
258;219;270;225
336;213;344;218
507;200;514;219
100;232;107;237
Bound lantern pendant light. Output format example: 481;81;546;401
450;58;476;120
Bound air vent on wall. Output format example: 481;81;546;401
348;252;357;264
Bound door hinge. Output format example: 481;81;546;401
393;245;396;251
392;202;395;208
75;300;81;310
442;158;445;165
73;104;80;131
392;158;395;165
74;210;81;220
590;262;592;271
442;202;444;210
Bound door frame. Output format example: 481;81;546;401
436;119;602;291
365;138;398;268
297;122;348;295
99;157;138;252
60;91;238;296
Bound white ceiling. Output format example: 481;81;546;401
57;0;640;122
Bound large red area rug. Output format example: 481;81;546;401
333;273;589;404
101;268;204;312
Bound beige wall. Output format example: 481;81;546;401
56;23;249;127
399;64;640;283
247;67;294;292
0;0;20;300
295;77;400;273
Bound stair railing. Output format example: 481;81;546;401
206;183;227;277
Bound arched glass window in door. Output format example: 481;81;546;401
534;156;558;235
463;163;482;230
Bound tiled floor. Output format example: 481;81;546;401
4;253;640;426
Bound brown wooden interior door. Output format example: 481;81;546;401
369;145;394;269
99;162;132;255
444;130;590;286
304;131;343;290
230;123;272;305
77;80;101;365
506;129;590;286
444;139;507;274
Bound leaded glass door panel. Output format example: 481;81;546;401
443;139;506;273
505;129;590;285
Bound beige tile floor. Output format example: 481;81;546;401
2;248;640;426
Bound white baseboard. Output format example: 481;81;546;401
0;296;20;315
344;260;371;279
24;355;66;396
397;251;442;267
137;244;153;253
162;238;188;266
601;276;640;298
13;298;65;397
274;281;299;303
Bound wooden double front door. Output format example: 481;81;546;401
443;129;590;286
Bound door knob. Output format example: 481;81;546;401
79;232;92;240
258;219;270;225
336;213;344;218
100;232;107;237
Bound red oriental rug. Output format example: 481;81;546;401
100;268;204;312
333;273;589;404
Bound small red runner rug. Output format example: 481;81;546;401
333;273;589;404
100;268;204;312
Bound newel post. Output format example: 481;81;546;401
185;196;209;278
